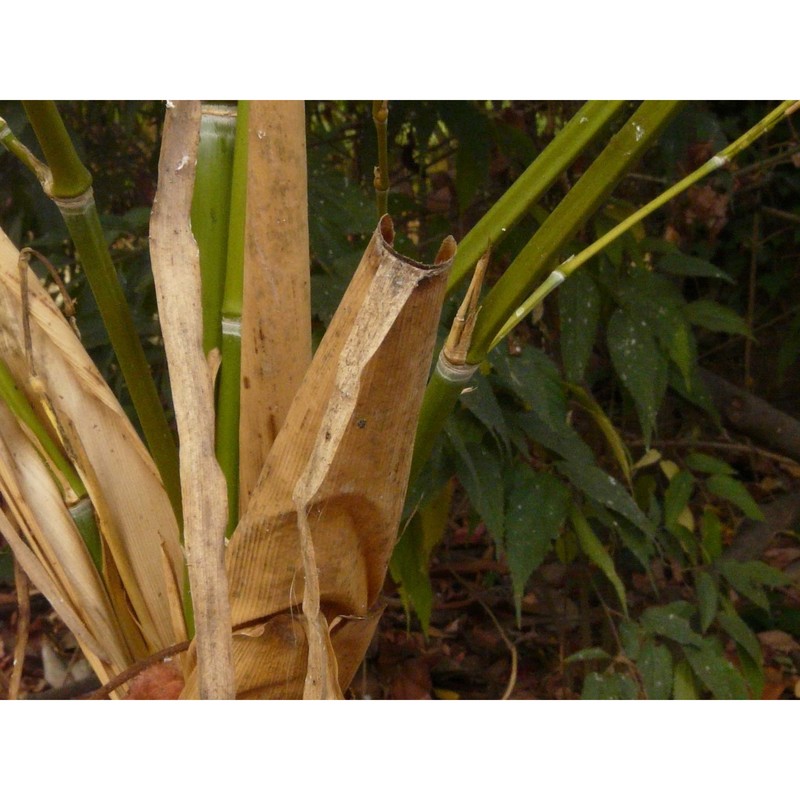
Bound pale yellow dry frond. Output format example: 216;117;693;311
0;227;183;657
0;402;132;671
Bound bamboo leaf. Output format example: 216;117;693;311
450;433;505;551
672;659;699;699
638;639;673;699
559;268;601;383
682;639;748;699
664;470;694;530
556;461;657;540
706;474;764;520
505;470;570;620
565;646;612;664
607;307;667;446
683;300;751;336
582;671;638;699
657;250;734;283
696;571;718;632
717;560;791;609
641;602;704;647
685;452;737;475
571;505;627;615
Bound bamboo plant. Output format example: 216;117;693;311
0;99;795;699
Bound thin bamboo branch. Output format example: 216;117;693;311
150;101;234;699
471;101;683;358
487;100;798;351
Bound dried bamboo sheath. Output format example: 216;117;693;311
183;218;454;698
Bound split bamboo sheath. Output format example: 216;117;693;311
182;218;454;698
0;228;184;686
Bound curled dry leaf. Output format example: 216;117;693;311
182;217;455;698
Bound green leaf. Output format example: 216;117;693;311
389;516;435;634
638;639;673;699
683;639;749;699
571;506;628;614
663;470;694;529
701;508;723;562
696;572;719;632
490;346;568;431
683;300;751;337
505;470;570;619
439;102;492;212
619;619;643;659
717;610;762;668
607;307;668;445
513;411;596;467
557;461;657;540
718;560;791;610
668;363;720;425
449;433;505;551
614;268;687;344
581;671;638;699
568;384;632;483
459;371;510;454
565;647;612;664
672;659;699;699
685;452;737;476
663;316;696;389
706;474;764;520
559;269;601;383
641;602;705;647
657;251;734;283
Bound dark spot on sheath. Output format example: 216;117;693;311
356;418;367;429
243;376;251;389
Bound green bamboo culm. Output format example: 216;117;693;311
488;99;799;350
445;100;627;297
215;100;249;537
467;100;683;360
17;102;182;524
409;102;683;483
192;104;237;356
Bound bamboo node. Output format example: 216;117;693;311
52;187;95;216
437;350;479;383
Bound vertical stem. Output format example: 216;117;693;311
216;101;249;536
372;101;390;217
191;103;237;356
